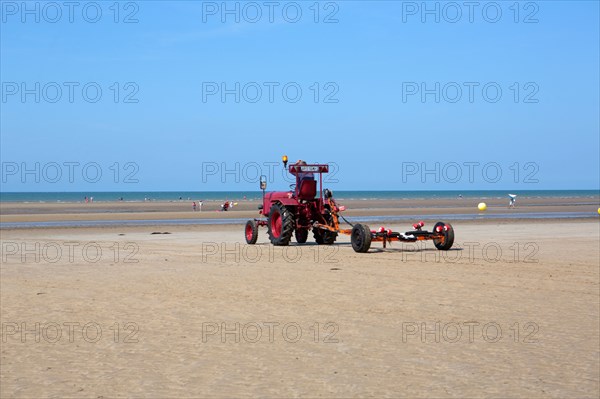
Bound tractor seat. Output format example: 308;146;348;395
298;179;317;200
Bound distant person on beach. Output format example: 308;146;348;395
192;201;197;211
84;196;88;203
90;196;93;203
508;194;517;208
221;201;230;211
198;200;203;212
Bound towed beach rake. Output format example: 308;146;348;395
244;156;455;253
311;201;454;253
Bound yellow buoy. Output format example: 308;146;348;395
478;202;487;211
597;207;600;215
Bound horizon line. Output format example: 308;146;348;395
2;188;599;194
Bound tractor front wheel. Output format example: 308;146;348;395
245;220;258;244
268;203;294;246
351;223;372;253
433;222;454;250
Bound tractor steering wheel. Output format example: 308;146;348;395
289;184;296;191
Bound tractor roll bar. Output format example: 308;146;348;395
288;164;329;174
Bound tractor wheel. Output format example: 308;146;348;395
313;208;337;245
267;203;294;246
313;228;337;245
245;220;258;245
433;222;454;250
295;229;308;244
314;211;338;245
351;224;372;253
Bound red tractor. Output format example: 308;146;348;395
244;156;455;253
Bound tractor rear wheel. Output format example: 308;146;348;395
268;203;294;246
351;223;372;253
433;222;454;250
295;229;308;244
314;228;337;245
245;220;258;244
313;211;338;245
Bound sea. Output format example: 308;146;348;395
1;190;598;203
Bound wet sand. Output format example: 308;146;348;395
1;196;598;223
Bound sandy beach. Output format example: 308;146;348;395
3;0;599;395
1;199;599;398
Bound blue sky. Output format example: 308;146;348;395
1;0;599;191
